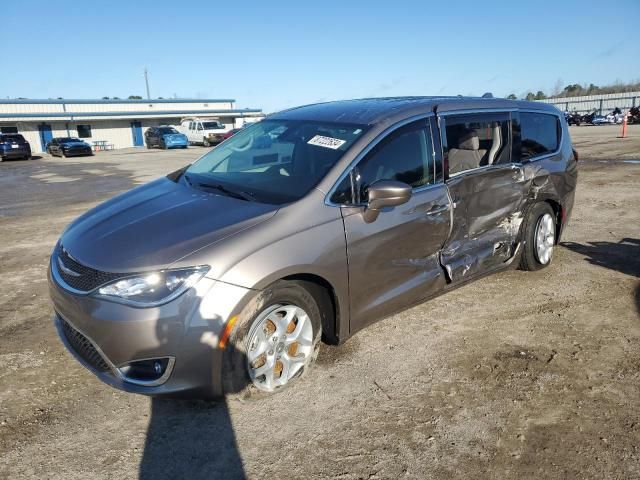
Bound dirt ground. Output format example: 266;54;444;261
1;124;639;479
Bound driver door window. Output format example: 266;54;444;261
333;120;434;204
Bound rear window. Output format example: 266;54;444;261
0;134;26;142
520;113;560;160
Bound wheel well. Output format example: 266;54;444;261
283;274;340;345
544;199;563;244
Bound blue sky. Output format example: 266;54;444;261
3;0;639;112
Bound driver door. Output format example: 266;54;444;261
337;118;451;333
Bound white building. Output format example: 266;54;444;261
0;98;264;152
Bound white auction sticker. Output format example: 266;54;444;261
307;135;346;150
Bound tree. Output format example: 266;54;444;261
102;96;110;99
128;95;143;100
562;84;583;97
525;92;536;101
534;91;547;100
506;94;517;100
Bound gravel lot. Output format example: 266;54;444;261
1;125;639;479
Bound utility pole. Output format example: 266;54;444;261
144;67;151;100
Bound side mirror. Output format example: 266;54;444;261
363;180;412;223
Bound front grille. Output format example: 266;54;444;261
55;245;128;292
59;316;110;372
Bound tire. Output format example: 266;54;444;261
146;142;152;149
203;137;211;147
222;280;322;400
160;141;167;150
519;202;556;271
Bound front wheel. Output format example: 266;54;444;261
203;137;211;147
519;203;556;271
222;280;322;399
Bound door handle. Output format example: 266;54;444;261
426;205;449;215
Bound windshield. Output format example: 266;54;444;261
185;119;368;204
202;121;224;130
158;127;179;134
59;137;82;143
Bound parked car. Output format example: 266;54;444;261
222;128;242;141
176;117;227;146
0;133;31;161
49;97;578;399
144;126;188;149
47;137;93;157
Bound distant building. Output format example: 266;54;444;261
0;98;264;152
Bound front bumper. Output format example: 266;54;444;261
62;148;92;157
48;260;253;398
165;140;188;149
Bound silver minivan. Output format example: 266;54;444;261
49;97;578;398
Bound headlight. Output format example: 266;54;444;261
96;266;209;307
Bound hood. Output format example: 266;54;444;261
61;177;278;272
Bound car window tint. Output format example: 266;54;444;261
520;112;560;160
353;121;433;203
443;113;510;175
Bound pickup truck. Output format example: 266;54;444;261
175;118;227;147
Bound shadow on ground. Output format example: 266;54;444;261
562;238;640;278
140;397;245;480
562;238;640;314
138;318;248;480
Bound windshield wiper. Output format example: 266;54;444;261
184;174;256;202
198;182;256;202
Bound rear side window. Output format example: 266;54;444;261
442;112;511;175
519;113;560;160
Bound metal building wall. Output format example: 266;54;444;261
539;91;640;114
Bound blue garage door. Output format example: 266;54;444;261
38;124;53;152
131;121;143;147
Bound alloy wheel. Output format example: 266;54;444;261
245;304;314;392
534;213;555;265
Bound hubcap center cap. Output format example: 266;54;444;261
276;342;285;354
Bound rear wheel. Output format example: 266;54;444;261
222;280;322;399
519;203;556;271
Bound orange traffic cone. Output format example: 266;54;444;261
621;115;628;138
